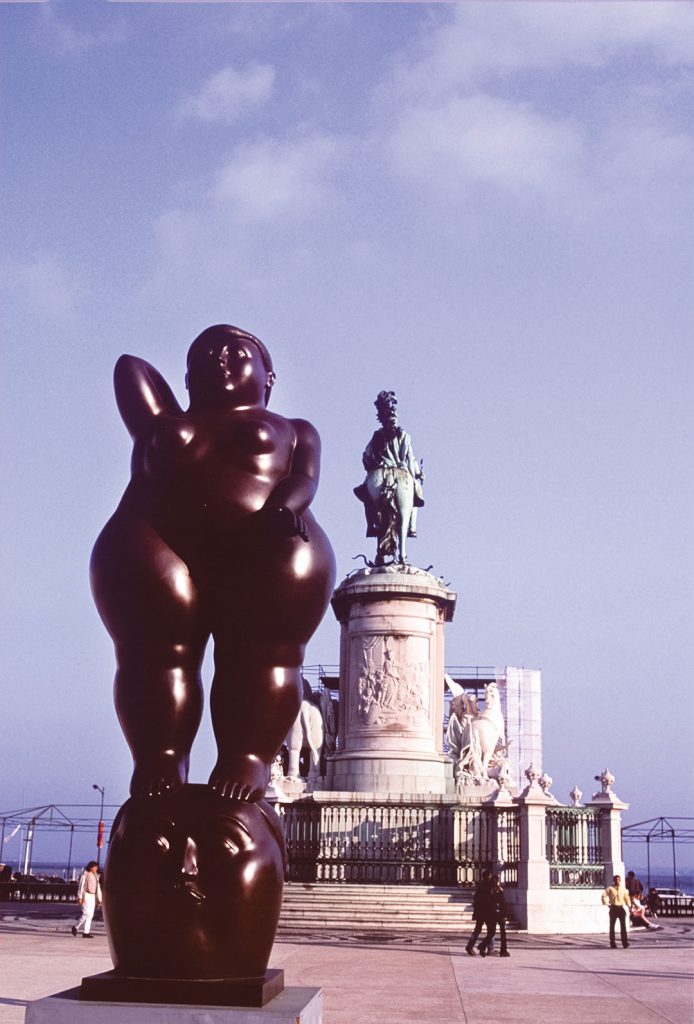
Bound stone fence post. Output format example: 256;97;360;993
508;766;553;930
586;778;629;885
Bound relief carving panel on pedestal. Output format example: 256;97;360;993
349;634;431;732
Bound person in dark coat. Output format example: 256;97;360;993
479;876;510;957
465;869;494;955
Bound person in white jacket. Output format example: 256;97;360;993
72;861;102;938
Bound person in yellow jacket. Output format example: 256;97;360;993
602;874;631;948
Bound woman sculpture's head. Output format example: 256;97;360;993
186;325;276;409
103;785;285;980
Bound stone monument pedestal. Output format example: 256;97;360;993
325;565;456;798
24;987;322;1024
80;969;284;1007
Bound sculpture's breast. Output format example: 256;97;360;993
142;417;203;476
224;416;281;460
141;413;290;476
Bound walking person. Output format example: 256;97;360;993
601;874;631;949
72;861;102;938
479;875;510;958
465;869;494;956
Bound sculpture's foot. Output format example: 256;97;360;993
208;756;270;802
130;754;188;798
407;529;417;538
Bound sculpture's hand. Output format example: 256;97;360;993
252;505;309;543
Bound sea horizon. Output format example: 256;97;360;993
10;860;694;893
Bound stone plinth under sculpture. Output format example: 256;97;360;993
324;565;457;797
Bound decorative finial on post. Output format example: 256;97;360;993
538;772;553;796
588;768;627;807
569;785;583;806
593;768;615;795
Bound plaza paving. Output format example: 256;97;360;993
1;903;692;1024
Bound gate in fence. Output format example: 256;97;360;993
546;806;604;887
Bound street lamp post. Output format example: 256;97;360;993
92;784;105;869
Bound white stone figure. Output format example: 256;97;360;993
285;700;325;781
569;785;583;806
524;763;542;788
319;687;337;757
446;681;507;784
497;760;513;792
270;754;285;784
266;753;287;800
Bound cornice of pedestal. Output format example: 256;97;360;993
513;783;556;806
332;564;457;622
585;792;630;811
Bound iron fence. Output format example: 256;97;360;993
546;807;604;888
278;801;519;887
0;880;77;901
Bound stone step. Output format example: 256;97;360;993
278;883;515;934
279;915;474;931
283;884;471;902
281;899;473;915
282;905;473;918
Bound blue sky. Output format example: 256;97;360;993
1;1;692;855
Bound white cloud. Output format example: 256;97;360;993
179;65;275;125
39;6;129;56
210;134;342;221
380;3;693;214
391;93;584;196
142;130;346;314
392;2;694;99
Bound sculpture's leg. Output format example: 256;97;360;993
408;507;418;538
91;512;207;798
394;472;414;564
209;652;304;800
307;741;321;780
208;511;335;801
285;718;303;780
399;519;408;564
114;644;205;797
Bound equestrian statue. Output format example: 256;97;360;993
354;390;424;565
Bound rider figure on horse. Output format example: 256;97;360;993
354;391;424;565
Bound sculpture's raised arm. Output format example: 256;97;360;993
114;354;183;438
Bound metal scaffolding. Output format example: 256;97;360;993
0;804;118;879
621;817;694;889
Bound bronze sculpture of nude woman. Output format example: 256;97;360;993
91;324;336;803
